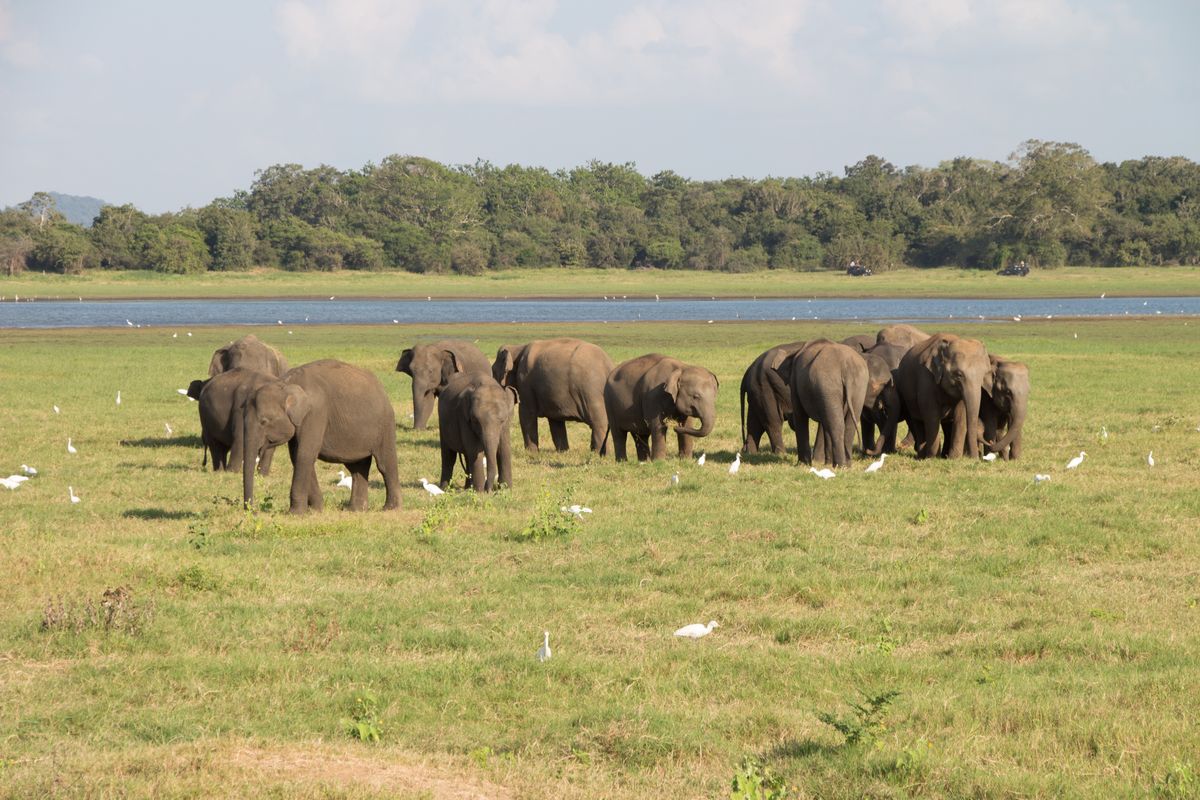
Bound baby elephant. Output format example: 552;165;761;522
188;368;277;473
438;373;517;492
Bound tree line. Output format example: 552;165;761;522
3;140;1198;277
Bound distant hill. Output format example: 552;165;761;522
48;192;109;227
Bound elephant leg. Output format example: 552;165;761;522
633;433;650;462
1008;432;1022;461
289;437;321;514
843;408;858;465
471;451;486;492
589;411;609;454
861;415;877;456
676;422;696;459
498;434;513;489
213;443;230;472
944;404;966;458
916;405;941;459
744;409;763;454
612;428;629;462
347;457;371;511
763;405;788;456
439;445;456;490
549;419;570;452
649;423;668;461
375;439;401;510
258;445;276;477
519;402;540;453
794;411;812;465
813;425;827;463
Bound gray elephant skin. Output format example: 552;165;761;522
740;341;806;455
604;353;719;462
895;333;992;459
396;339;491;429
840;333;877;353
493;338;614;454
961;355;1029;460
209;334;289;377
858;351;902;456
875;324;930;351
777;340;869;467
242;359;401;513
438;372;516;492
188;368;278;473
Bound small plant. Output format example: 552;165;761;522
505;486;577;542
912;508;929;525
41;586;153;635
975;664;995;685
892;737;933;779
730;757;789;800
1155;759;1197;799
285;614;341;653
175;564;219;591
816;689;901;747
187;520;211;550
469;746;493;769
342;691;383;743
875;617;899;654
415;500;458;543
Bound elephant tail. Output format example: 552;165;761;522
739;381;747;449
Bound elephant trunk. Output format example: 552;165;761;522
242;414;261;508
962;383;983;459
412;387;435;430
675;409;714;438
992;393;1027;455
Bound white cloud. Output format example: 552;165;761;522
882;0;972;46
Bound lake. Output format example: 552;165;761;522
1;296;1198;329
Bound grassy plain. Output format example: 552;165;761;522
4;265;1200;300
1;317;1199;798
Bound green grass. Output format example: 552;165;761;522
1;318;1199;798
4;265;1200;300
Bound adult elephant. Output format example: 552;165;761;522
438;373;516;492
776;340;868;467
492;338;613;454
396;340;491;430
209;334;288;377
604;354;719;462
859;352;902;456
739;341;806;455
875;324;931;351
840;333;877;353
956;356;1029;460
242;360;400;514
894;333;992;459
187;368;278;473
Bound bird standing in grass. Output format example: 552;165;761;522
561;504;592;519
1066;451;1086;470
335;471;353;488
697;452;706;466
674;620;719;639
728;453;741;475
1;476;28;490
864;454;886;473
536;631;551;662
115;391;121;406
164;423;173;435
1147;451;1155;467
420;478;444;496
670;472;679;487
66;438;77;455
21;464;36;476
68;486;81;503
1033;473;1051;485
809;467;836;480
982;452;998;462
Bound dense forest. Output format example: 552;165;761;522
3;140;1198;277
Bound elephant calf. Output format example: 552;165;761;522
740;341;806;455
209;334;288;378
396;339;491;430
188;367;278;473
438;373;516;491
604;353;719;462
775;339;868;467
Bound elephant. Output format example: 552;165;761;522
894;333;992;459
187;368;278;473
492;338;614;454
775;340;868;467
437;372;517;491
739;341;806;454
840;333;877;353
396;339;491;429
858;352;902;456
604;354;719;462
951;355;1029;460
209;334;288;378
875;324;931;351
242;359;401;514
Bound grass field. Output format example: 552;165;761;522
4;265;1200;301
1;318;1199;798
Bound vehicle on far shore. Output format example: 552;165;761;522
846;261;873;276
998;261;1030;276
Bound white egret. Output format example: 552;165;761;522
187;332;192;337
1033;473;1051;485
115;390;121;405
809;467;836;479
536;631;551;662
864;454;886;473
674;620;719;639
1;476;26;490
68;486;81;503
561;504;592;519
1101;426;1108;441
697;452;706;466
173;333;177;338
126;319;133;326
21;464;37;475
66;438;77;454
164;423;173;435
335;471;353;488
1148;451;1155;467
729;452;741;475
982;452;998;462
670;472;680;487
1066;451;1086;470
53;405;60;414
419;478;444;496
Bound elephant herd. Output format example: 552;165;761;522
186;326;1028;514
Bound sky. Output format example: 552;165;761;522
1;0;1197;213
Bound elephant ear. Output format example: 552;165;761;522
187;379;208;400
208;346;230;377
439;351;463;386
493;347;517;385
773;353;797;385
706;368;720;389
663;369;682;404
283;386;311;428
504;385;520;406
396;348;415;375
932;339;952;385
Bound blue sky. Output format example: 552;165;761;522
1;0;1196;213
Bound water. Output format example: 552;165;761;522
1;296;1197;329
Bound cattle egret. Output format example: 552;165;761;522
172;333;177;338
67;438;77;454
21;464;37;476
335;471;353;488
809;467;836;479
53;405;60;414
674;620;719;639
1101;426;1108;441
697;452;706;466
865;454;887;473
670;472;680;487
1;476;25;490
1148;451;1155;467
1100;293;1105;298
187;332;192;337
164;423;173;435
655;294;660;301
1012;315;1021;322
982;452;998;462
68;486;81;503
561;504;592;519
536;631;551;662
126;319;133;326
1066;451;1086;470
420;478;444;496
115;391;121;405
1033;474;1051;485
729;453;741;475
